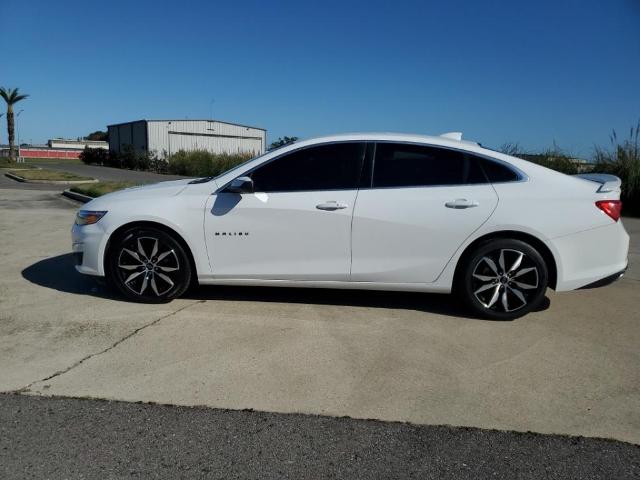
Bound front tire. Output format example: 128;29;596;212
457;239;548;320
107;227;191;303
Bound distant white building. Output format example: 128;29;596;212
48;138;108;150
107;119;267;159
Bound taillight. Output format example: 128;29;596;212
596;200;622;221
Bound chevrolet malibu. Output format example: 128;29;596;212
72;132;629;320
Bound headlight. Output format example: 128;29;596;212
75;210;107;225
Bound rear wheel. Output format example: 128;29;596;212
107;227;191;303
458;239;548;320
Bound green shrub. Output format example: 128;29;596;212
166;150;253;177
87;144;166;172
594;122;640;216
79;147;110;165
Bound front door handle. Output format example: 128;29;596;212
316;201;348;211
445;198;479;209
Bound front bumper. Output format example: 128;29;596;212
71;222;108;276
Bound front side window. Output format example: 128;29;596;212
372;143;487;188
249;142;365;192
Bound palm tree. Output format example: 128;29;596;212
0;87;29;161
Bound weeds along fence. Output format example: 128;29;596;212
593;123;640;216
80;147;253;177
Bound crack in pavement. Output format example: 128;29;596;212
10;300;205;394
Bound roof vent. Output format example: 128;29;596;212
439;132;463;141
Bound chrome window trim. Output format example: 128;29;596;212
368;140;528;190
214;139;528;194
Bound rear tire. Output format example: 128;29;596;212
457;239;548;320
107;227;191;303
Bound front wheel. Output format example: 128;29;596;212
107;227;192;303
457;239;548;320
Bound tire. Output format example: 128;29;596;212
457;238;548;320
107;226;192;303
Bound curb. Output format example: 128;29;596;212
4;172;26;182
0;166;42;171
62;189;94;204
4;172;98;184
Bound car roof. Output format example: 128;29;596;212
295;132;482;152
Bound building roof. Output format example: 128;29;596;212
107;119;266;132
49;139;108;145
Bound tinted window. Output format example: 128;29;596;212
249;142;365;192
372;143;486;188
477;158;521;183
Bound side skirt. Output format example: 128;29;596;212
196;277;452;294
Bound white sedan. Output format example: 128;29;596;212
72;132;629;320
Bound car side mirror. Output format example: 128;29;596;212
226;176;254;194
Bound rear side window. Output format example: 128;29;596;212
250;142;365;192
477;157;521;183
372;143;486;188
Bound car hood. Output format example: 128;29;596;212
83;179;193;209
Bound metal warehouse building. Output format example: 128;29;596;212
107;119;266;159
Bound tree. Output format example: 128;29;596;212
0;87;29;161
269;136;298;151
86;130;108;141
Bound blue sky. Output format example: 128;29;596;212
1;0;639;156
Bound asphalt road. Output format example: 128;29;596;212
1;393;638;480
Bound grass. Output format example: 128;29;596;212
7;168;94;182
0;158;38;169
1;161;37;169
70;181;139;197
24;157;82;164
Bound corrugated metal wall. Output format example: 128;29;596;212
108;121;147;155
147;120;266;159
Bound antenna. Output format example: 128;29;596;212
439;132;463;141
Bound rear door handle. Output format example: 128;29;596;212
445;198;479;209
316;201;348;211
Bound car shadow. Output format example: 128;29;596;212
185;286;550;320
22;253;550;320
21;253;112;299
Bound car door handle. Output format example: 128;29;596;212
445;198;479;209
316;201;348;211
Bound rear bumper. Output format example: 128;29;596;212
552;221;630;291
579;267;626;289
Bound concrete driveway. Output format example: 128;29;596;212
1;186;638;444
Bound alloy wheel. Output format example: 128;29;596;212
471;248;540;313
117;236;180;296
